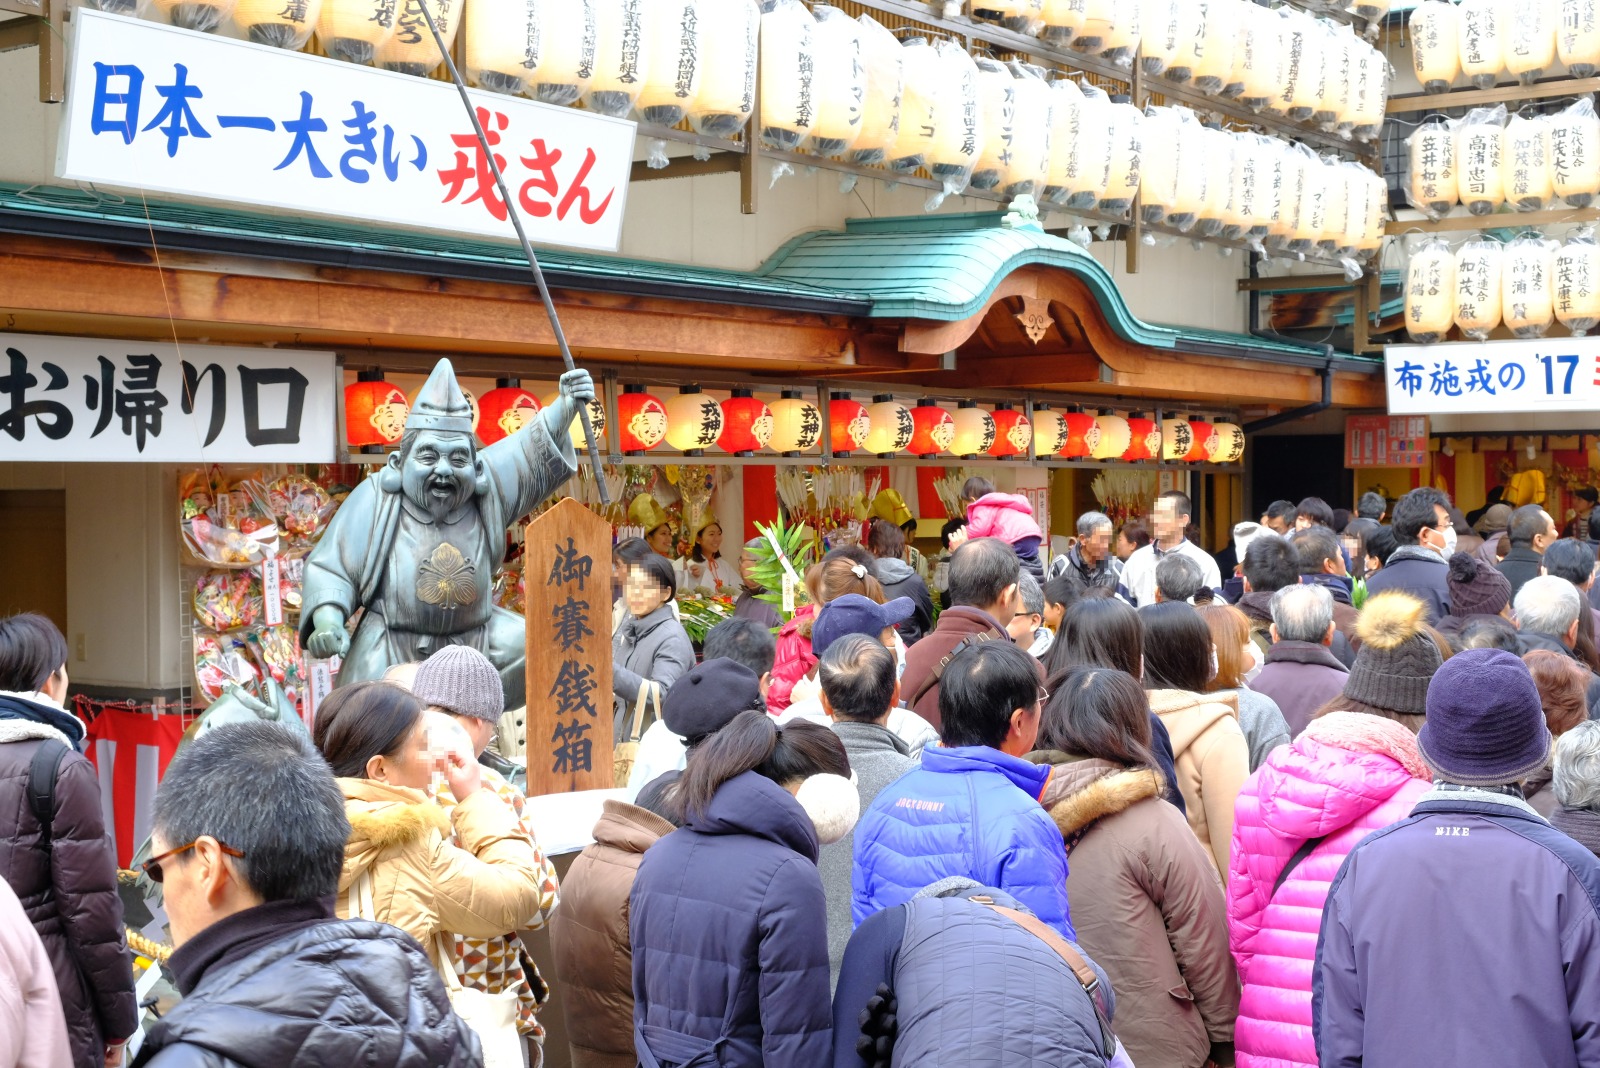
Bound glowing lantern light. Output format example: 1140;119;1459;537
476;382;542;446
1457;0;1504;90
1192;0;1243;94
863;395;914;456
1551;97;1600;207
889;36;939;174
852;17;904;166
617;385;668;454
1040;0;1082;45
1409;0;1460;93
1090;412;1132;461
1506;0;1557;85
1140;0;1183;78
316;0;396;64
1405;236;1458;344
636;0;703;127
989;404;1032;459
1195;125;1235;237
151;0;236;32
1350;43;1390;143
1407;120;1457;220
540;389;607;450
925;42;982;197
1185;420;1218;463
1062;408;1100;459
768;391;822;454
376;0;462;76
1065;84;1114;211
1031;404;1070;456
1505;114;1553;212
718;390;772;455
1559;0;1600;76
1161;417;1194;460
1140;106;1183;225
805;5;866;158
1279;11;1322;122
1043;77;1084;207
908;400;955;458
688;0;759;136
1005;63;1053;199
1238;8;1286;112
532;0;597;106
664;386;725;455
1503;233;1557;338
1454;236;1505;341
1122;413;1159;461
972;59;1019;193
345;376;410;449
1098;0;1141;65
463;0;539;93
950;401;997;458
233;0;320;46
759;0;817;151
1555;230;1600;336
1207;423;1246;464
1101;94;1143;216
1457;105;1507;215
829;392;871;455
583;0;649;117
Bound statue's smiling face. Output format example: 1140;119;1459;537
403;430;479;515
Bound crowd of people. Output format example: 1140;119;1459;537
6;478;1600;1067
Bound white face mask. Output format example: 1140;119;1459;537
1242;640;1264;683
892;632;908;680
795;773;860;845
1437;525;1458;556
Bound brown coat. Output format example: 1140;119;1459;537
335;778;547;971
1034;755;1240;1068
548;801;674;1068
899;606;1033;732
1148;688;1250;877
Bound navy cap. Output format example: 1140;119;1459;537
662;658;764;743
812;593;915;657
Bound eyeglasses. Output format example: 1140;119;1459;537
141;839;244;883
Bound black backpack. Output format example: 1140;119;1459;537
26;739;70;850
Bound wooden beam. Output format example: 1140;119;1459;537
1385;206;1600;234
630;154;741;183
1387;75;1600;114
1236;273;1356;292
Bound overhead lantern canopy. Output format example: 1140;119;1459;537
768;391;822;455
664;385;725;455
950;400;997;459
689;0;760;136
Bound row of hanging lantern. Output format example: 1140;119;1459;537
1409;0;1600;93
1403;227;1600;343
1404;98;1600;221
343;376;610;449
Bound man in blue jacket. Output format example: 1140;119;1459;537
1362;486;1455;620
1314;648;1600;1068
851;640;1073;938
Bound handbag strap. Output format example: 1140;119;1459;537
435;932;463;993
1270;834;1328;901
980;901;1117;1059
628;681;655;744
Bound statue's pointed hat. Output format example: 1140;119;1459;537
407;359;476;435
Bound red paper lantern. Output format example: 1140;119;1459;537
1060;408;1099;459
1185;420;1217;463
1123;413;1159;461
908;399;954;457
617;385;668;453
719;389;773;455
989;403;1032;458
829;392;870;455
345;378;410;448
476;384;542;446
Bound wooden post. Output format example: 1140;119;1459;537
524;497;614;796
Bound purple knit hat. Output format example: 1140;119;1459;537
1419;648;1550;786
1445;551;1512;618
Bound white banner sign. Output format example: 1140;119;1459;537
1385;337;1600;415
57;10;634;252
0;333;336;462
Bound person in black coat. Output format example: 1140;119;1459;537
867;520;934;646
1498;504;1559;602
133;722;479;1068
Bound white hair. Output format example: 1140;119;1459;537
1270;583;1334;643
1077;511;1113;538
1554;720;1600;812
1514;575;1583;638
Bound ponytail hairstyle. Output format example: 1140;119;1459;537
798;548;885;639
677;710;850;820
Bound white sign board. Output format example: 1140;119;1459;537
0;333;336;462
1385;337;1600;415
57;10;634;252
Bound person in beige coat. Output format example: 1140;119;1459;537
312;681;547;971
0;873;71;1068
548;800;676;1068
1030;665;1239;1068
1140;602;1252;876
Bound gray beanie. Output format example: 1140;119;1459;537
413;645;504;722
1342;592;1442;716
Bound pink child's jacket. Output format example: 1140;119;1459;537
1226;712;1432;1068
965;493;1044;545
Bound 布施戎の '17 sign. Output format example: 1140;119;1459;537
56;10;635;252
1385;337;1600;415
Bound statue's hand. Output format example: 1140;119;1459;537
307;606;351;659
557;368;595;405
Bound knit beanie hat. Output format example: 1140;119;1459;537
413;645;504;722
1446;551;1513;618
1418;648;1550;786
1341;592;1442;716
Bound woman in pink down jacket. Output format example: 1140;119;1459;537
1226;710;1432;1068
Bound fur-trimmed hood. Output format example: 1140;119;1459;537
0;718;73;748
339;779;451;870
1029;753;1164;836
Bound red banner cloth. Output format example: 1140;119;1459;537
83;709;188;868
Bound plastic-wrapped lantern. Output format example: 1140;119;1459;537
718;390;772;455
582;0;649;117
1042;77;1084;207
988;404;1032;459
1195;126;1235;237
463;0;541;94
864;395;914;456
636;0;703;127
1192;0;1243;94
768;391;821;454
234;0;321;46
908;400;955;458
1122;413;1159;461
889;37;940;174
689;0;759;136
1505;114;1553;213
926;42;982;198
1559;0;1600;76
1552;97;1600;207
1555;229;1600;336
617;385;668;454
1207;423;1246;464
1360;168;1389;257
1062;407;1100;459
1039;0;1082;44
1185;420;1217;463
1407;119;1457;220
151;0;237;32
759;0;817;151
1457;105;1508;216
316;0;396;64
971;58;1020;193
1317;155;1349;252
532;0;597;106
852;16;904;167
345;377;410;449
664;386;724;455
1405;236;1457;344
1278;11;1321;122
1005;63;1053;199
1073;0;1114;53
1454;236;1505;341
1506;0;1557;84
1239;9;1286;112
1139;106;1183;225
1066;85;1115;211
1409;0;1460;93
1161;417;1194;460
1097;0;1141;66
805;6;866;158
971;0;1044;33
1140;0;1183;78
477;382;541;446
1223;134;1259;241
829;392;871;455
1090;412;1132;461
1318;30;1356;131
1031;403;1070;456
950;401;997;458
376;0;462;76
1101;94;1143;216
1170;0;1221;85
1350;44;1390;143
541;389;607;450
1457;0;1503;89
1503;234;1557;339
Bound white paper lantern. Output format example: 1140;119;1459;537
889;36;940;173
1350;44;1390;142
316;0;396;64
851;16;903;166
804;5;866;158
1506;0;1557;85
1079;0;1139;64
1228;134;1272;241
151;0;236;32
1455;237;1504;341
1337;162;1370;253
1239;9;1286;112
1558;0;1600;76
863;396;913;455
376;0;461;75
688;0;758;136
1360;169;1388;254
1504;234;1557;338
1100;93;1143;215
1140;0;1183;77
1551;96;1600;208
1170;0;1224;86
1409;0;1460;93
1317;29;1356;131
1556;230;1600;335
635;0;702;127
582;0;648;117
234;0;320;46
1040;0;1084;45
1457;105;1508;215
1005;63;1053;198
1167;111;1212;230
664;387;725;453
1074;0;1114;52
1064;83;1114;210
1504;114;1553;212
969;0;1043;33
1407;119;1458;220
1138;106;1183;224
758;0;816;150
1406;237;1457;343
1031;404;1070;456
1195;125;1235;237
1207;423;1245;464
464;0;538;94
1090;413;1132;460
927;42;982;196
1191;0;1242;94
971;58;1021;192
1317;155;1348;251
1042;76;1084;206
767;392;821;453
950;402;997;458
1278;11;1322;122
532;0;596;107
1457;0;1504;90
